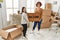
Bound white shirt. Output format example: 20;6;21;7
21;12;28;24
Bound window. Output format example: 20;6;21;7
5;0;19;21
40;0;45;9
6;0;12;8
27;0;45;13
27;0;35;13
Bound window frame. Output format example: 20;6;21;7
5;0;19;21
27;0;35;13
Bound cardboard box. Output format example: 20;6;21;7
42;9;52;16
42;16;51;23
27;13;34;22
34;13;41;21
45;3;52;10
53;12;59;16
27;13;41;22
10;14;21;25
41;22;52;28
0;24;23;40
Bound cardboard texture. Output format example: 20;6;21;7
27;13;41;22
0;24;23;40
42;16;51;23
41;16;52;28
45;3;52;10
10;14;21;25
41;22;51;28
41;9;52;28
27;13;34;22
42;9;52;16
34;13;41;21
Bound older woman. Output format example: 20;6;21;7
32;2;43;32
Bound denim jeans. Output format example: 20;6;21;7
33;19;42;31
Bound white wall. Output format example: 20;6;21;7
19;0;46;13
2;0;7;27
46;0;60;12
0;0;7;28
0;3;3;28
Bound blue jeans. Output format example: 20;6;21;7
33;19;42;31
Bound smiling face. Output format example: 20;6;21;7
37;4;41;8
22;7;26;13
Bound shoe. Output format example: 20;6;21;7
25;36;28;39
22;36;26;39
30;30;34;34
37;31;40;34
22;36;28;40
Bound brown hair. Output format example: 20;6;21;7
22;7;27;13
36;2;42;7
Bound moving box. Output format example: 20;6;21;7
42;16;51;23
27;13;34;22
0;24;23;40
41;9;52;28
41;22;52;28
27;13;41;22
9;14;21;25
45;3;52;10
42;9;52;16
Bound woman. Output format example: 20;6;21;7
21;7;29;38
32;2;43;32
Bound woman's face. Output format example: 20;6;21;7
37;4;41;8
23;8;26;12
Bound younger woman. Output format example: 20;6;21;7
21;7;29;38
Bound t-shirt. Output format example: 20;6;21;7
21;12;28;24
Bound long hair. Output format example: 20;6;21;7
21;7;27;13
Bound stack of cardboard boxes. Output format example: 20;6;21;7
41;9;52;28
41;3;52;28
45;3;52;10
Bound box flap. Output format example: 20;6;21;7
2;24;17;30
10;28;22;38
5;28;18;33
0;24;23;39
0;29;9;39
16;25;23;30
